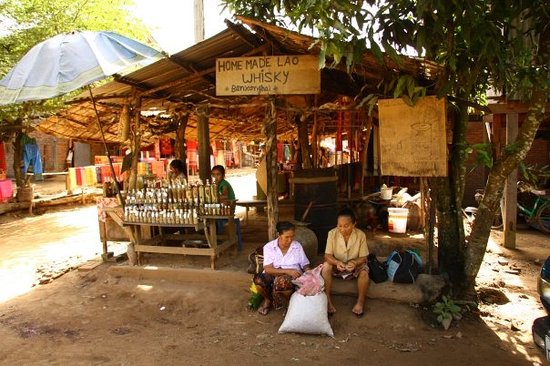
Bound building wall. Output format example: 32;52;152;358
4;131;71;178
464;117;550;207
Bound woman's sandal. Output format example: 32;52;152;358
258;304;270;316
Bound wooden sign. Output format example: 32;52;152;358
216;55;320;96
378;96;448;177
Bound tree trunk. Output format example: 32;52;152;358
174;112;189;173
465;89;546;290
13;131;23;188
436;100;469;286
433;176;464;283
464;23;550;292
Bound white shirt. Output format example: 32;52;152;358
262;238;310;273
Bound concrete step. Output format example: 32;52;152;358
332;273;445;303
108;265;445;304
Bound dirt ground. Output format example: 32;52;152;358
0;173;549;365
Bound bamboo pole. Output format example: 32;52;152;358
265;98;279;240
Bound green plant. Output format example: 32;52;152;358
433;295;462;330
519;162;550;189
247;282;263;310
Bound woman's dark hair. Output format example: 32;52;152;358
337;207;356;224
212;165;225;176
276;221;295;234
170;159;185;173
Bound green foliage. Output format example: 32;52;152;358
248;292;263;310
467;143;493;169
0;0;151;75
0;0;152;133
247;282;262;310
433;295;462;330
519;162;550;188
222;0;550;103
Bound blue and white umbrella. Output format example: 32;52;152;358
0;31;161;105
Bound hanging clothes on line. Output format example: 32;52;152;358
21;134;43;179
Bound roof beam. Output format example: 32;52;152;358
225;19;262;48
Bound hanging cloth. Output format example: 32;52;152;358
21;134;43;177
0;141;6;171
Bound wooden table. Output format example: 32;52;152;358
121;214;237;270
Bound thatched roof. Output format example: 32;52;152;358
37;17;439;144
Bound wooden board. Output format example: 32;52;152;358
378;96;448;177
256;156;268;196
78;260;103;271
216;55;320;96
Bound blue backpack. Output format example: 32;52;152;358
386;250;422;283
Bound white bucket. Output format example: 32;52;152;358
388;208;409;233
380;186;393;200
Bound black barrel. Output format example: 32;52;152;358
291;168;338;253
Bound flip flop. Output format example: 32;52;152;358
328;310;336;317
353;311;364;318
258;306;270;316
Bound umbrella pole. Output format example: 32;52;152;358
88;86;125;207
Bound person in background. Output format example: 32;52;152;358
65;141;74;171
291;140;302;170
211;165;242;251
211;165;235;202
169;159;187;182
319;146;329;168
254;221;311;315
321;207;369;317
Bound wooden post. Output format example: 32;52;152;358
427;179;436;274
361;116;373;195
311;96;319;168
265;98;279;240
375;126;381;180
297;114;311;169
194;0;204;43
504;112;518;249
419;177;427;230
197;104;211;183
129;95;141;190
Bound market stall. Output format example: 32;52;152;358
105;176;237;269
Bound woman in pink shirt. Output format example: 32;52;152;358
254;221;311;315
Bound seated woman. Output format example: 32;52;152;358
321;207;369;317
211;165;243;250
253;221;311;315
169;159;187;182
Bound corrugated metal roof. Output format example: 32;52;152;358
39;17;438;144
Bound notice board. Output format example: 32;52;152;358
378;96;448;177
216;55;320;96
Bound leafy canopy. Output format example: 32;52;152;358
222;0;550;102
